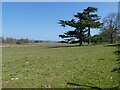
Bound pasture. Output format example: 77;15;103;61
2;43;119;88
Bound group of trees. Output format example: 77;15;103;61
100;13;119;43
1;7;119;45
91;13;119;44
58;7;119;46
1;37;53;44
2;37;30;44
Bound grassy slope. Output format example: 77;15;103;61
2;45;119;88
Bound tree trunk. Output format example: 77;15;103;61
79;39;82;46
88;27;91;45
79;29;83;46
110;34;113;43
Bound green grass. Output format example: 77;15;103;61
2;44;119;88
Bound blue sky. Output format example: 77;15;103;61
2;2;118;41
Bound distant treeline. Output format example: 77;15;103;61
0;37;51;44
1;35;120;45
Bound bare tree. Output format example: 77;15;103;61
101;13;119;43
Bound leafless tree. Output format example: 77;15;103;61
101;13;119;43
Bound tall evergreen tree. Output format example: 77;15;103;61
58;13;87;46
58;7;102;46
83;7;102;45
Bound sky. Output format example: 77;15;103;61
2;2;118;41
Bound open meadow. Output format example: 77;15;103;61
2;43;120;88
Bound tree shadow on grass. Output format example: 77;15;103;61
111;44;120;73
104;44;120;47
67;82;119;89
67;82;102;89
66;44;120;89
110;43;120;88
48;44;80;48
104;44;120;73
98;58;104;61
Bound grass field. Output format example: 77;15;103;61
2;44;119;88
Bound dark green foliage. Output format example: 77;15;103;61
58;15;86;46
58;7;102;46
82;7;103;45
2;37;31;44
16;38;29;44
6;38;16;44
1;37;6;43
91;35;103;44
